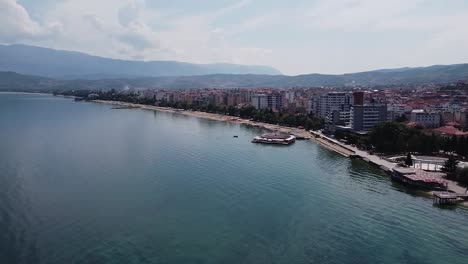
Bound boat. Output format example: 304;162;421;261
233;135;238;138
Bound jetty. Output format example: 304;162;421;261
433;192;468;205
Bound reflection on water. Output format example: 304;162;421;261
0;163;40;264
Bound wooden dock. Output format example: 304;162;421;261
433;192;468;205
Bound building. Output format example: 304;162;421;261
353;91;364;106
410;109;441;128
285;91;295;104
251;94;268;110
317;92;352;118
251;93;282;111
227;93;239;106
441;112;455;124
308;96;319;115
392;167;447;191
387;104;412;121
454;110;468;129
350;104;387;132
311;92;352;124
268;93;283;111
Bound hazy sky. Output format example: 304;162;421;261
2;0;468;75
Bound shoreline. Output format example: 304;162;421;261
0;93;362;157
93;100;356;157
86;99;467;206
0;91;52;96
92;100;354;157
93;100;316;140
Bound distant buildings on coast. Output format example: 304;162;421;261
134;80;468;135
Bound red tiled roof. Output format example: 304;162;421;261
406;121;419;127
445;121;460;126
431;126;468;136
406;170;447;185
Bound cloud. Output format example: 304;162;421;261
112;1;161;51
40;0;162;57
3;0;468;75
213;0;251;18
302;0;426;31
0;0;60;43
409;14;468;65
118;0;146;27
116;22;156;50
0;0;269;68
82;14;104;31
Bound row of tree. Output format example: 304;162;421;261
159;98;325;130
441;156;468;184
59;90;325;131
334;121;468;159
336;121;468;183
368;122;468;158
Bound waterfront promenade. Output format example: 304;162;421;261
310;130;396;171
313;136;355;157
310;130;468;202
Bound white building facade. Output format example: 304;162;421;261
410;110;441;128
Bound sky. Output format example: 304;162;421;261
1;0;468;75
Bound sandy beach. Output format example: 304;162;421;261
94;100;364;157
93;100;313;138
94;100;361;157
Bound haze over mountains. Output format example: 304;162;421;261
0;44;281;79
1;44;468;91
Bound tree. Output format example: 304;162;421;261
442;156;459;179
395;115;408;123
370;122;408;153
456;167;468;185
405;153;413;166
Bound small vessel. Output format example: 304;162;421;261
233;135;238;138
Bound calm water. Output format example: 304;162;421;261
1;93;468;264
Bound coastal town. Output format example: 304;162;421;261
60;80;468;205
67;80;468;134
4;0;468;262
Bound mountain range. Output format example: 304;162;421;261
1;44;468;91
0;44;281;79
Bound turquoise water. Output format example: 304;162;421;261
1;93;468;264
